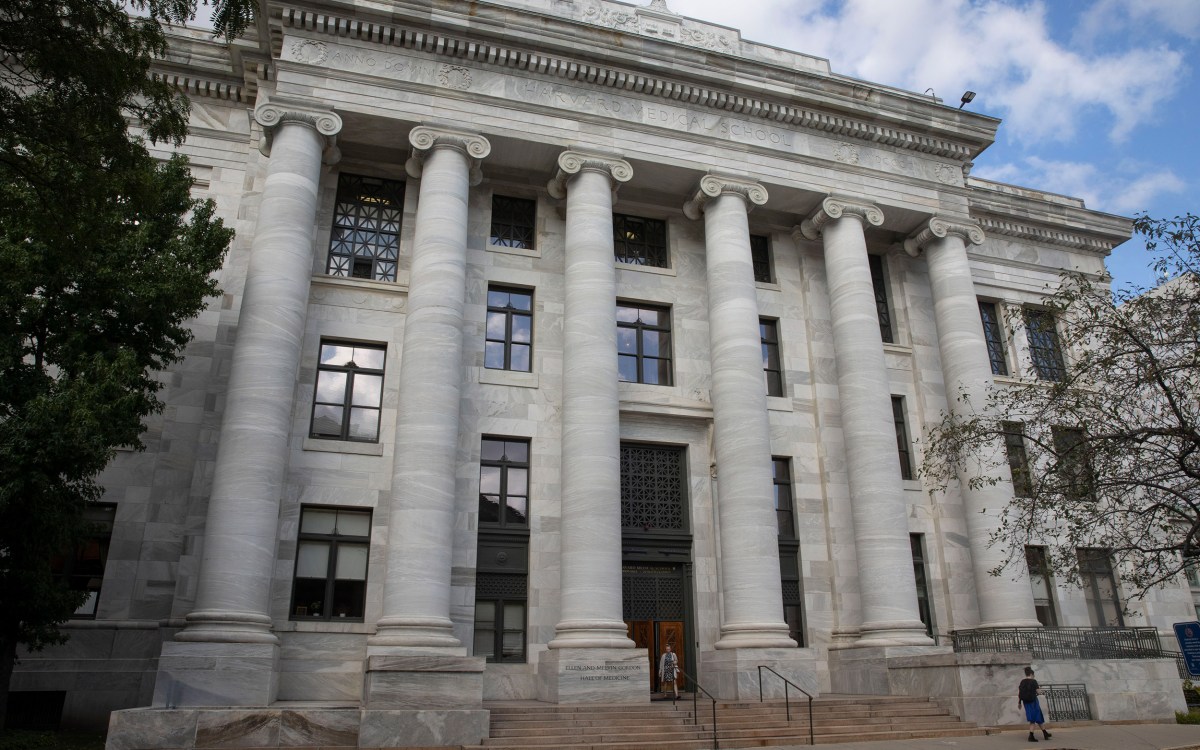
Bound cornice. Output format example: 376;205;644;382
268;4;983;161
972;216;1119;255
151;70;244;102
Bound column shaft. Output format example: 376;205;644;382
815;203;931;646
918;224;1040;627
551;160;633;649
374;132;485;648
179;113;335;643
700;189;794;648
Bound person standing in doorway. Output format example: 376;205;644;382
659;643;680;699
1018;666;1052;742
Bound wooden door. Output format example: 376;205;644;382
656;620;685;689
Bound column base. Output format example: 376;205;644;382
827;644;952;694
369;616;464;650
855;619;935;647
536;647;650;703
714;621;798;650
700;647;818;701
152;641;279;708
363;654;485;710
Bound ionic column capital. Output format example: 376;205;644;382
682;173;768;220
798;195;884;240
547;150;633;199
903;216;986;256
405;125;492;185
254;99;342;163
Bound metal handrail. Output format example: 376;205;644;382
678;668;719;750
757;665;815;747
950;626;1163;660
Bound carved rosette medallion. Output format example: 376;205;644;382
932;163;960;185
682;174;768;220
546;150;633;198
903;217;986;257
290;39;328;65
405;125;492;185
437;64;472;90
833;143;860;165
253;101;343;162
798;196;884;240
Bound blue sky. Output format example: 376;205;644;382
665;0;1200;291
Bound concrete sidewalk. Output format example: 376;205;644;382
762;723;1200;750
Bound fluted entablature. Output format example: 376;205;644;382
546;150;633;199
254;99;342;161
682;173;768;220
799;196;884;240
903;217;986;256
405;125;492;185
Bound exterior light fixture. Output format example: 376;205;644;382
959;91;976;109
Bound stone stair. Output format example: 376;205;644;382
466;694;990;749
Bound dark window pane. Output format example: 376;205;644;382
326;174;405;282
868;254;894;344
616;303;672;386
750;234;772;283
490;196;536;249
291;506;372;621
1025;309;1066;381
892;396;913;480
613;214;669;267
978;301;1009;376
479;437;531;529
311;342;385;442
486;285;535;372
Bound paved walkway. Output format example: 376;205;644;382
764;723;1200;750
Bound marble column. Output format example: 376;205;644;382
537;151;647;704
546;151;634;650
904;218;1040;628
683;175;795;650
155;100;341;707
371;126;490;649
800;196;931;647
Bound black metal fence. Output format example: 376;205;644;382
1041;683;1092;720
950;626;1163;660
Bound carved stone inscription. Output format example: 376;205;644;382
564;663;640;681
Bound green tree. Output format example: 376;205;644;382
922;214;1200;600
0;0;247;723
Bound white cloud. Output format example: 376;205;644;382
666;0;1188;144
972;157;1186;214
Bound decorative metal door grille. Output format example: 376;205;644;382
327;174;405;282
623;567;684;620
621;444;685;530
1042;683;1092;720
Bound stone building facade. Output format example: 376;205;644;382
10;0;1192;746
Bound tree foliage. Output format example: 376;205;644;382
922;214;1200;599
0;0;239;722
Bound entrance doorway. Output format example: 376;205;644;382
623;563;691;694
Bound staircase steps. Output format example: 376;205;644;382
467;694;989;749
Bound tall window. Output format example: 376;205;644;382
326;174;404;282
617;303;672;385
613;214;668;267
911;534;935;636
750;234;772;283
892;396;913;480
868;254;894;344
1025;546;1059;627
1077;548;1123;626
291;507;371;620
479;437;530;527
1024;309;1066;381
978;300;1009;376
1003;422;1032;497
490;195;536;249
761;318;784;397
773;457;795;538
310;342;385;442
779;548;805;647
485;286;533;372
1052;426;1093;501
51;503;116;618
473;588;527;663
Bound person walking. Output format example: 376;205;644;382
1018;666;1052;742
658;643;680;699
